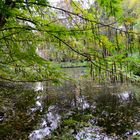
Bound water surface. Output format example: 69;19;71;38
0;68;140;140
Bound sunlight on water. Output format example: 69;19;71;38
76;126;115;140
29;105;61;140
34;82;43;92
118;91;131;100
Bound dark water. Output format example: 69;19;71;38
0;68;140;140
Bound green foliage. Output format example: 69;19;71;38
0;0;140;83
0;0;64;82
97;0;122;17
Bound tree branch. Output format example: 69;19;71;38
15;1;140;35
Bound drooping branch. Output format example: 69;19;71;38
15;1;140;35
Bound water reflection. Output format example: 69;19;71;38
0;87;40;139
94;90;139;136
29;105;61;140
0;76;140;139
76;126;117;140
28;81;140;140
34;82;44;92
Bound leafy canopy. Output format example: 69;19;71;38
0;0;140;83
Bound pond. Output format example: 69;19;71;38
0;68;140;140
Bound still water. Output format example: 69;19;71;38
0;68;140;140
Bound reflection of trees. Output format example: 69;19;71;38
0;88;42;139
94;91;140;135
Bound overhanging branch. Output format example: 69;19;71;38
15;1;140;35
